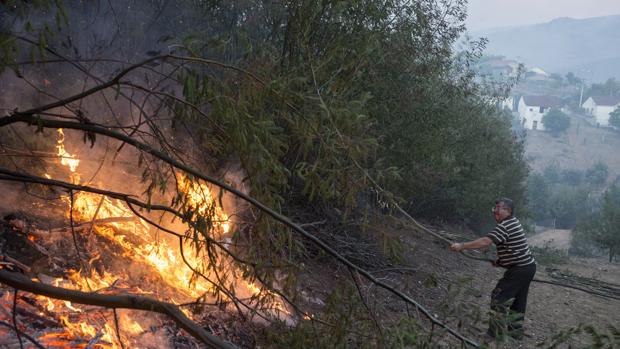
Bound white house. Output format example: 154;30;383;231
581;96;620;127
524;67;550;82
479;58;521;79
501;96;515;111
518;95;563;130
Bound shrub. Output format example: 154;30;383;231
542;108;570;135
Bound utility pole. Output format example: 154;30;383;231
579;81;584;109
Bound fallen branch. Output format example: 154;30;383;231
0;320;46;349
0;162;479;346
0;269;237;349
533;278;620;301
0;256;30;274
0;115;481;347
8;217;138;239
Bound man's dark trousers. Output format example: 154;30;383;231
489;263;536;338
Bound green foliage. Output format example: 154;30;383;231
561;169;584;186
548;185;590;229
161;0;529;229
586;78;620;98
0;2;533;344
531;244;569;266
596;186;620;262
565;72;582;86
570;216;604;257
262;284;380;348
529;163;608;228
538;323;620;349
542;108;570;135
571;185;620;261
585;161;609;186
382;317;425;348
609;107;620;129
1;0;530;230
543;163;562;183
527;173;550;221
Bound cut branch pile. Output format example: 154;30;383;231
544;267;620;300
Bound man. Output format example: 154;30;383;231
449;198;536;339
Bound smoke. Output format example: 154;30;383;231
0;183;21;217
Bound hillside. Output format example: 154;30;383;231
524;113;620;181
333;216;620;348
472;15;620;81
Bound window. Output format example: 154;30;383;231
533;120;538;130
529;108;533;112
539;106;545;113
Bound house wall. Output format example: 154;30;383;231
518;98;546;130
594;105;616;126
582;98;596;115
501;96;514;111
583;98;619;126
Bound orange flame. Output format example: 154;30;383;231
56;129;81;183
23;129;290;348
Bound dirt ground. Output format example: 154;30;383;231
528;228;572;251
524;113;620;180
379;219;620;348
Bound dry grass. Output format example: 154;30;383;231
525;114;620;181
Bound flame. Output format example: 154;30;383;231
56;129;81;183
177;175;230;236
17;129;290;348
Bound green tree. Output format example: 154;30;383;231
0;1;531;345
571;216;602;257
526;173;550;222
542;108;570;135
565;72;582;86
547;185;589;229
586;78;620;97
609;107;620;129
561;169;583;186
597;186;620;262
543;163;561;184
573;186;620;261
585;161;609;186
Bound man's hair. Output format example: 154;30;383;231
496;198;514;215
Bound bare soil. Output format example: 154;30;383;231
524;113;620;181
528;228;572;251
374;218;620;348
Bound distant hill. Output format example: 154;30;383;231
472;15;620;82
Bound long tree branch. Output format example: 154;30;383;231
0;168;257;268
0;116;481;347
0;269;237;349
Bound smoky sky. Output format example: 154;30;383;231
466;0;620;32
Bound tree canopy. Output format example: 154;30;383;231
0;0;530;347
542;108;571;135
572;186;620;262
610;107;620;129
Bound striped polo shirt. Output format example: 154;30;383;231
486;216;535;267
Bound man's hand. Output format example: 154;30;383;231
449;242;464;252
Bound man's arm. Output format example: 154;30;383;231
449;237;493;252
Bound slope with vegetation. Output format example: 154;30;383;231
3;1;617;348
